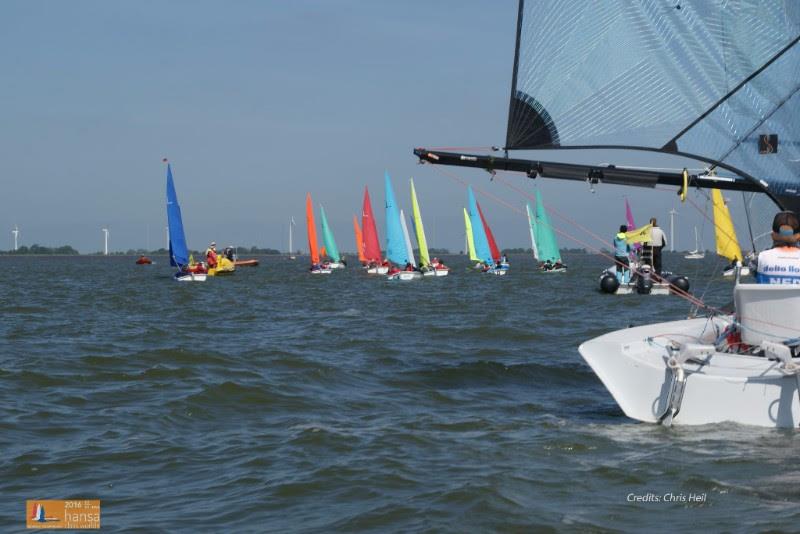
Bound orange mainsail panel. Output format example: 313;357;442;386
353;215;366;262
306;193;320;264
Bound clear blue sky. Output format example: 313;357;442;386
0;0;755;253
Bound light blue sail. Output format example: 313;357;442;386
535;191;561;263
384;171;407;265
318;205;341;262
467;186;493;264
166;164;189;268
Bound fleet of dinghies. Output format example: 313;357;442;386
412;0;800;427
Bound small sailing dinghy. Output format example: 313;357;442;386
136;255;153;265
410;178;449;276
165;162;206;282
465;187;504;275
306;193;331;274
477;201;509;275
685;226;705;259
528;191;565;272
385;172;422;281
361;186;388;274
319;205;346;269
712;189;751;276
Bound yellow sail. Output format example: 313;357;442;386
624;223;653;245
463;208;478;261
712;188;743;262
410;179;430;267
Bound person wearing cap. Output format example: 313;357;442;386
754;211;800;284
205;242;218;269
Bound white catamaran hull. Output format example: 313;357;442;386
367;266;389;274
579;317;800;427
388;271;423;281
434;268;449;277
310;268;332;275
174;272;207;282
329;262;346;269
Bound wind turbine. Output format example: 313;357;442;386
12;225;19;251
289;216;296;259
668;209;678;252
102;228;109;256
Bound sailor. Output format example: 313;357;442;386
613;224;632;283
543;259;553;271
648;218;667;275
754;211;800;284
205;242;218;269
404;261;414;272
223;246;234;261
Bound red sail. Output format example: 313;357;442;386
306;193;320;264
477;201;500;261
361;186;382;262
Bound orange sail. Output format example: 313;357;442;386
353;215;366;262
306;193;320;264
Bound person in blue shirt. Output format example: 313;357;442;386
613;224;632;283
755;211;800;284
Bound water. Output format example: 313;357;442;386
1;254;798;532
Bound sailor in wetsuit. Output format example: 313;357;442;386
755;211;800;284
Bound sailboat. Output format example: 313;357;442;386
319;205;345;268
685;227;705;259
165;162;206;282
531;190;565;272
466;186;503;274
712;189;750;276
385;172;421;280
361;186;387;274
306;193;331;274
413;1;800;426
410;179;449;276
477;200;508;274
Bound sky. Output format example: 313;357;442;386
0;0;763;254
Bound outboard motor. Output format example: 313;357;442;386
600;271;620;294
636;266;653;294
669;275;690;294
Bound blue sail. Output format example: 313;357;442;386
467;186;493;264
166;164;189;268
384;171;407;265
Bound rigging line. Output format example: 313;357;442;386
477;168;705;307
488;173;707;308
429;163;713;310
664;32;800;149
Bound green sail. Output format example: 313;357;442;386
535;191;561;263
319;205;341;262
463;207;478;262
410;179;430;267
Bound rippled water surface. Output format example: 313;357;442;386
1;254;798;532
